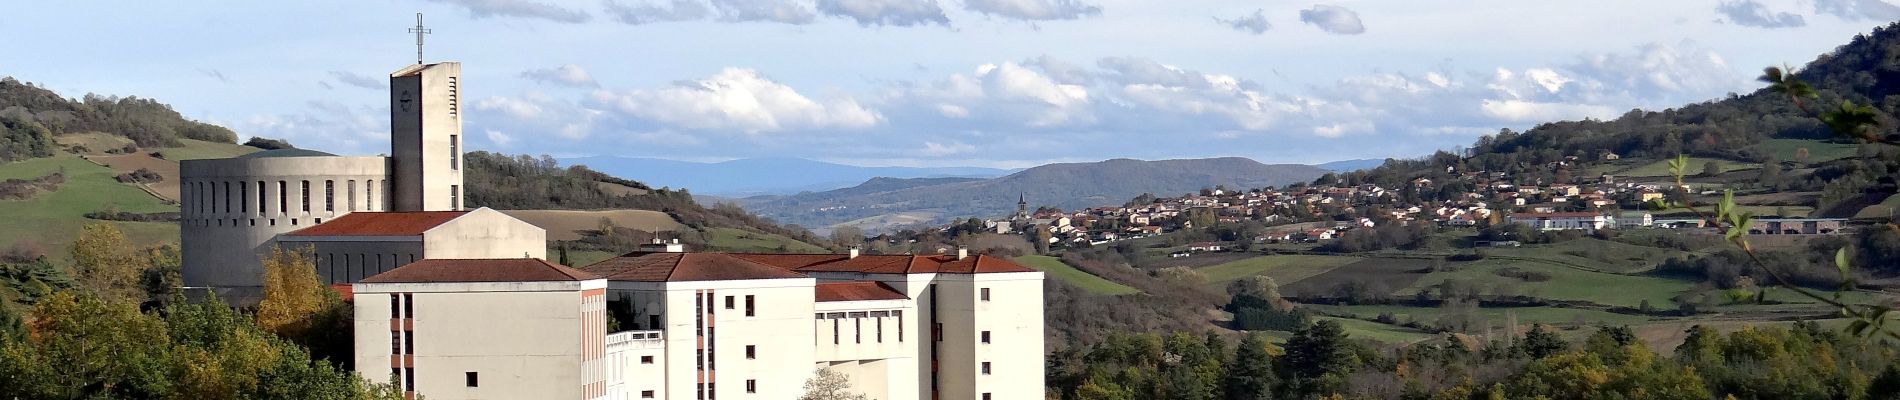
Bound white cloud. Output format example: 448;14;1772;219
426;0;592;23
328;71;384;90
1563;41;1738;103
484;129;515;146
1313;121;1373;137
1216;9;1271;35
475;95;547;120
1717;0;1806;28
235;101;386;155
1300;5;1364;35
520;64;599;88
816;0;949;26
605;0;711;24
1814;0;1900;21
1479;100;1617;122
963;0;1100;21
711;0;818;24
921;141;974;156
589;68;882;133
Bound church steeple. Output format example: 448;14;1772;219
1014;193;1028;220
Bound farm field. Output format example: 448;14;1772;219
1306;304;1655;331
1853;193;1899;220
704;227;828;253
0;155;179;262
1013;255;1140;295
160;138;261;161
1402;259;1693;308
501;209;685;241
1612;156;1759;177
1315;316;1436;344
88;152;180;200
1281;258;1435;298
1196;254;1362;284
1757;138;1860;164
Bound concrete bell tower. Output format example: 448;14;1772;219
388;62;465;212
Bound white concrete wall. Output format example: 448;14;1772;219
422;207;547;260
179;156;388;298
353;280;605;400
607;331;667;400
389;62;463;212
933;272;1045;400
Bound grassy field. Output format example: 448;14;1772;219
160;138;260;161
0;155;180;261
704;227;828;253
1853;193;1899;220
1197;254;1362;284
562;249;622;268
1403;259;1694;308
1758;138;1860;164
1308;304;1655;330
501;209;685;241
1613;156;1758;177
1013;255;1140;295
1481;237;1689;273
1282;258;1436;298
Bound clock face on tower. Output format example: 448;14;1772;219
398;90;414;112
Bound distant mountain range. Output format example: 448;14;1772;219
562;156;1018;197
1316;158;1386;172
726;157;1327;231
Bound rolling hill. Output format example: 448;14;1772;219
562;156;1017;196
738;157;1327;230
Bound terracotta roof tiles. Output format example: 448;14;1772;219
814;281;908;302
581;252;809;282
358;258;597;284
283;211;470;236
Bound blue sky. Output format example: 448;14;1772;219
4;0;1895;167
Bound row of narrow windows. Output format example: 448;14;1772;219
183;179;384;216
317;253;418;284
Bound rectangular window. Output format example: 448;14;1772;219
403;293;414;318
982;331;991;344
642;391;654;398
348;181;357;211
982;362;991;375
450;185;459;210
832;319;839;345
724;296;734;310
449;134;459;170
324;180;334;212
390;332;401;355
241;182;249;213
981;288;991;301
301;180;310;212
744;295;754;317
983;394;992;400
404;367;415;391
641;355;653;364
745;345;755;359
855;318;862;343
223;182;230;213
465;372;478;387
877;317;884;343
746;379;756;393
404;332;414;355
277;181;287;214
898;312;904;342
366;180;375;210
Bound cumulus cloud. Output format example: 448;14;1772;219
711;0;818;24
1563;41;1738;104
605;0;710;24
963;0;1100;21
474;92;604;139
235;101;387;155
520;64;599;87
328;71;385;90
484;129;515;146
816;0;949;26
1717;0;1805;28
1814;0;1900;21
1300;5;1364;35
1216;9;1271;34
426;0;592;23
588;68;882;133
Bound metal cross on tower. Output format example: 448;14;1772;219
408;13;431;65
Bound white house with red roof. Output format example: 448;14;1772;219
1508;211;1613;230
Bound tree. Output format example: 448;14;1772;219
255;246;333;341
557;241;572;266
1279;320;1358;397
70;222;144;303
799;368;868;400
1701;160;1724;177
830;226;865;249
140;244;182;307
1225;333;1275;400
1518;324;1566;359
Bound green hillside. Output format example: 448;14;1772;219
0;155;176;262
1013;255;1140;295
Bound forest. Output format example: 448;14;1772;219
0;77;239;154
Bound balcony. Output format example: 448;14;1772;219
607;330;664;348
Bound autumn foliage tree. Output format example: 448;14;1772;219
255;246;337;342
70;222;145;303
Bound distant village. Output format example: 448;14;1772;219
948;161;1850;253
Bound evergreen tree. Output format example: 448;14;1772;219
1225;333;1275;400
1518;324;1566;359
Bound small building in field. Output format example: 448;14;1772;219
1508;212;1612;230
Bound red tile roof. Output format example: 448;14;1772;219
581;252;809;282
814;281;908;302
1512;212;1604;218
359;258;596;283
283;211;470;236
728;253;1036;274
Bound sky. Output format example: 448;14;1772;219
3;1;1897;168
